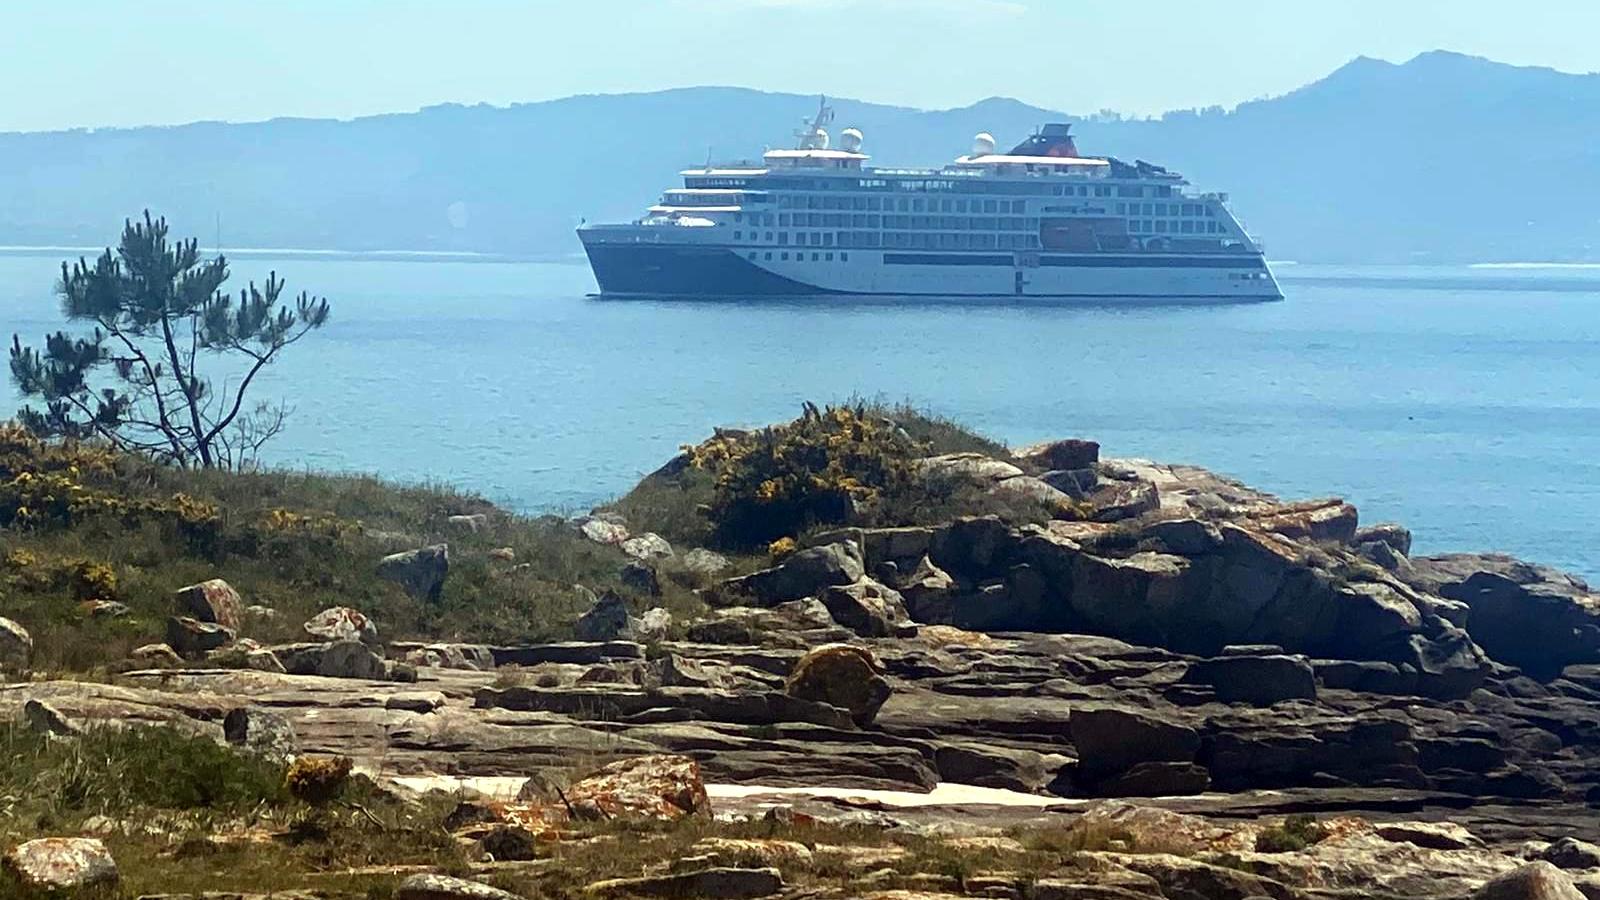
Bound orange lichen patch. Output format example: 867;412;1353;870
492;803;570;840
495;754;711;835
565;754;710;821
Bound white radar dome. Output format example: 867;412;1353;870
972;132;997;156
800;126;838;148
839;127;864;153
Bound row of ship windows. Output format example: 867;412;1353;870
731;222;1224;244
1132;220;1227;234
773;195;1031;212
688;177;1180;199
736;201;1216;223
741;214;1038;231
739;214;1222;232
733;230;1042;250
746;251;851;263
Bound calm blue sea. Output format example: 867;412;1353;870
3;254;1598;579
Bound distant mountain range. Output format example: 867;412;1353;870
2;51;1597;264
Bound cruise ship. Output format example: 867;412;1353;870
578;100;1281;301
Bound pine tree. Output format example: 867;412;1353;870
8;211;330;469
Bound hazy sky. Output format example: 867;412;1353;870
5;0;1599;132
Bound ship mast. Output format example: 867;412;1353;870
794;95;834;150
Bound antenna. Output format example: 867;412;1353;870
794;95;835;149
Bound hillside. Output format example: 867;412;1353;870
1;51;1598;263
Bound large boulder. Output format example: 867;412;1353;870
685;599;846;647
626;608;673;643
929;515;1017;577
1473;862;1586;900
1065;707;1210;797
273;640;387;680
24;700;79;736
1017;438;1100;471
3;837;118;891
1070;552;1192;646
205;639;288;673
681;548;732;576
989;475;1075;508
621;532;674;561
224;706;300;763
1410;555;1600;679
127;642;182;668
1542;838;1600;871
1252;498;1360;544
377;544;449;602
165;616;234;658
619;560;661;596
175;578;244;630
399;643;495;671
1182;653;1316;706
896;555;958;622
916;452;1025;484
1141;518;1224;556
575;514;630;546
821;578;914;638
1401;626;1493;699
722;541;864;606
575;592;632;641
1330;581;1424;649
0;617;32;675
1068;707;1202;778
1088;479;1160;522
562;754;711;822
1355;522;1414;556
446;513;489;533
785;644;891;726
303;606;379;645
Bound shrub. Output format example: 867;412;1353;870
686;402;920;549
285;756;353;805
0;722;288;819
1254;814;1327;853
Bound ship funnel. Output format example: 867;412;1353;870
972;132;997;156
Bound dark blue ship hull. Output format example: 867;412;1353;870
582;241;836;297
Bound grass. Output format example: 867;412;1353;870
0;722;287;829
0;425;710;674
3;400;1037;673
0;721;1240;900
0;722;466;900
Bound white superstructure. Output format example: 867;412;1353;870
578;99;1281;301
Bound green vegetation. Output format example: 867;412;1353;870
685;402;921;549
0;722;286;825
0;422;690;673
611;399;1063;552
1;396;1040;673
1254;814;1328;853
0;724;466;900
8;213;329;470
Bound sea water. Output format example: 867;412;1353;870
2;255;1597;579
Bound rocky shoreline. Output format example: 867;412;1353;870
6;434;1600;898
